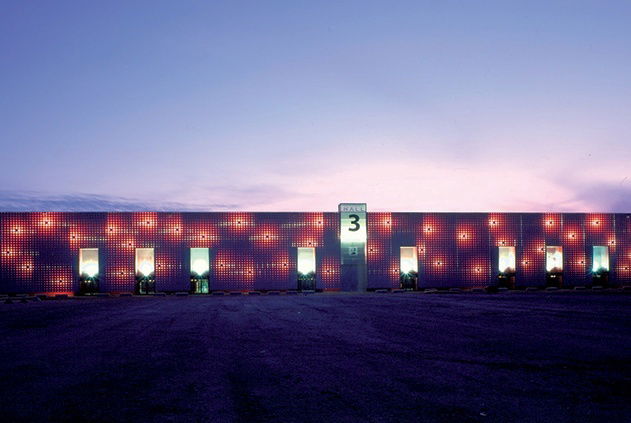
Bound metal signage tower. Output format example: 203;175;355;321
339;203;368;291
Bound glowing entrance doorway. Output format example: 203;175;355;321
546;246;563;288
79;248;99;294
297;247;316;291
190;248;210;293
399;247;418;290
497;246;516;289
135;248;155;294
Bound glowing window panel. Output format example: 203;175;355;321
190;248;210;277
135;248;155;277
498;246;516;273
546;246;563;272
592;246;609;273
399;246;418;274
297;247;316;275
79;248;99;278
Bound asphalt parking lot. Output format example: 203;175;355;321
1;292;630;422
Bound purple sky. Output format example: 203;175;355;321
1;1;630;212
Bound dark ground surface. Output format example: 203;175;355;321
1;292;630;423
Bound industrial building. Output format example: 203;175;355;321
1;204;630;294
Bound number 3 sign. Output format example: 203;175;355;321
339;203;367;244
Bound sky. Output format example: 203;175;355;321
1;1;630;212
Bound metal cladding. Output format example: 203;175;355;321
1;212;630;293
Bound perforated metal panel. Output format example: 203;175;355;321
1;212;630;293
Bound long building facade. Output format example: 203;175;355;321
1;207;630;294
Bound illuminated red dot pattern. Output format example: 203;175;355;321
1;212;631;293
367;212;397;288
